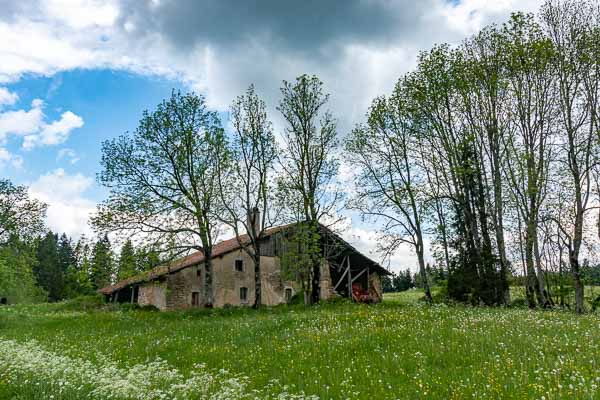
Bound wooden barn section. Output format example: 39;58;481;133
99;223;389;310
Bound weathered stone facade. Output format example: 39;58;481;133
138;282;167;310
137;250;306;310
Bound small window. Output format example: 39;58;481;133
240;287;248;303
235;259;244;272
196;268;201;278
192;291;200;307
285;288;293;303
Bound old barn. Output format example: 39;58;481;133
99;223;389;310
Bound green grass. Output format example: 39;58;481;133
1;293;599;399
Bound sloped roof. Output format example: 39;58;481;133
99;223;389;295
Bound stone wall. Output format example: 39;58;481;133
319;260;336;300
138;251;337;310
369;272;383;303
138;282;167;310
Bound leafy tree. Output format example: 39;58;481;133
346;82;433;303
218;85;279;308
502;13;556;308
0;179;46;244
0;236;46;303
393;269;415;292
278;75;341;304
57;234;80;298
539;0;600;314
93;91;228;306
135;247;162;273
280;223;322;305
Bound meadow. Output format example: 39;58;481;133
1;292;599;399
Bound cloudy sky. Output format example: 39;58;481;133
0;0;543;271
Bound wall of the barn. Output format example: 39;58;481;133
369;272;383;303
138;282;167;310
136;251;312;310
134;250;351;310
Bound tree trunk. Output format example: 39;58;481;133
570;254;585;314
524;220;544;308
311;262;320;304
571;170;586;314
534;235;552;307
252;249;262;309
417;235;432;303
492;151;510;305
571;207;585;314
204;254;213;307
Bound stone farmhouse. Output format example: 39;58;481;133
99;222;389;310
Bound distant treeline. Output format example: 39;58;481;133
0;218;162;303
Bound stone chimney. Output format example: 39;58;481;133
247;207;260;236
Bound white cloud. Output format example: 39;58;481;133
42;0;120;29
0;148;24;170
57;148;80;164
29;168;95;238
23;111;84;149
0;98;83;149
0;87;18;107
0;99;44;142
0;0;545;122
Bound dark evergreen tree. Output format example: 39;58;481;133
135;247;161;273
34;231;63;301
117;239;137;280
381;273;395;293
57;234;80;298
90;234;114;290
393;269;414;292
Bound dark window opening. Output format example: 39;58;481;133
235;259;244;272
285;288;293;303
0;297;6;305
240;287;248;302
196;268;201;277
192;291;200;307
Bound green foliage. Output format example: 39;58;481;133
0;236;46;304
34;232;63;301
90;234;114;290
117;239;136;280
279;223;322;304
0;179;47;243
93;90;227;262
2;297;600;399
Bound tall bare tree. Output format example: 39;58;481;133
346;84;433;303
540;0;600;313
461;26;513;305
217;84;279;308
277;74;341;304
502;13;557;308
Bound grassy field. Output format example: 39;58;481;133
1;292;599;399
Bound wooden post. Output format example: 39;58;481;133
333;256;349;292
367;266;370;300
130;286;135;304
347;256;352;300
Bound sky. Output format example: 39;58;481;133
0;0;544;272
